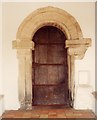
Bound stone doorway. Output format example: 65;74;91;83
12;6;91;110
32;26;70;107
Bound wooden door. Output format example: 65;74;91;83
32;26;69;106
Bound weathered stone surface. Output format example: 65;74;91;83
16;6;83;40
12;6;92;109
66;38;91;48
12;39;34;50
66;38;91;59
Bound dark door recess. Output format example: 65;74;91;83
32;26;70;107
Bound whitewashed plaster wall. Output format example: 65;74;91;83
0;3;5;116
0;2;2;94
2;2;95;111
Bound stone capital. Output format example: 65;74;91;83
67;47;88;59
66;38;91;59
65;38;91;48
12;39;35;50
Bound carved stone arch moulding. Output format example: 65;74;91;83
12;6;91;110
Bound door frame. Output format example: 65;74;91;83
12;6;91;110
32;26;69;106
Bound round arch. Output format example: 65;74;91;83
16;6;83;40
12;6;91;109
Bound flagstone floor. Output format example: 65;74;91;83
1;107;96;118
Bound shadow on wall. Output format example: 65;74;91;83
0;95;4;117
92;91;97;116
